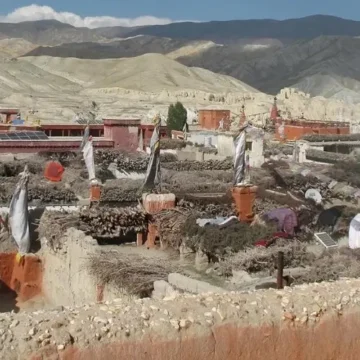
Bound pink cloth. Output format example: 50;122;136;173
263;208;298;235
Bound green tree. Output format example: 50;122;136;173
167;102;187;135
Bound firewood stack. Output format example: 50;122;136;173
79;206;148;238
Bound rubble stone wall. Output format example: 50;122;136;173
0;279;358;359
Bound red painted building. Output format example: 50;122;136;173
0;118;169;153
198;109;231;130
275;119;350;141
103;118;140;151
0;109;20;123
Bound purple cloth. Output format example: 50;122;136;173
263;208;298;235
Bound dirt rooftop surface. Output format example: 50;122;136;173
1;278;360;359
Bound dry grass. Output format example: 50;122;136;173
183;216;276;260
87;252;178;297
38;211;79;250
160;139;186;150
153;208;195;249
329;160;360;188
219;240;313;275
294;248;360;284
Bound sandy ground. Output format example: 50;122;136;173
0;53;358;124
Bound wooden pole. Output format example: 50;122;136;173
277;251;284;289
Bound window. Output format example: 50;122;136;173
246;141;252;151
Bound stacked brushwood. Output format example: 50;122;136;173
263;141;293;157
28;187;78;203
293;248;360;285
177;199;234;217
182;216;276;260
160;139;186;150
162;158;233;171
160;153;178;162
0;161;43;177
95;150;148;170
306;149;346;164
37;151;81;166
330;159;360;188
162;169;232;194
79;206;148;238
38;211;79;252
87;252;178;297
152;208;195;249
100;179;142;203
302;134;360;142
271;169;333;201
219;240;314;275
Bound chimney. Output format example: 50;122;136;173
240;105;246;125
270;97;279;122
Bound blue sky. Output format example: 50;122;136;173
0;0;359;27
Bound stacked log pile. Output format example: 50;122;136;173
79;206;148;238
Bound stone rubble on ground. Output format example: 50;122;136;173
2;279;360;358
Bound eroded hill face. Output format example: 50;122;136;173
1;53;360;123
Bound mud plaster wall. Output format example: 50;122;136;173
41;228;129;307
32;312;360;360
1;278;360;359
0;252;42;303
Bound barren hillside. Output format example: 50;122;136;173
22;53;258;93
0;54;358;123
0;38;37;59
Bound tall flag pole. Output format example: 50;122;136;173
143;114;161;191
233;125;248;186
9;165;30;263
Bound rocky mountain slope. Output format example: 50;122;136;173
0;20;106;46
123;15;360;42
2;15;360;46
24;35;213;59
21;34;360;102
177;36;360;100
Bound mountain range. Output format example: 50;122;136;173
1;15;360;102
